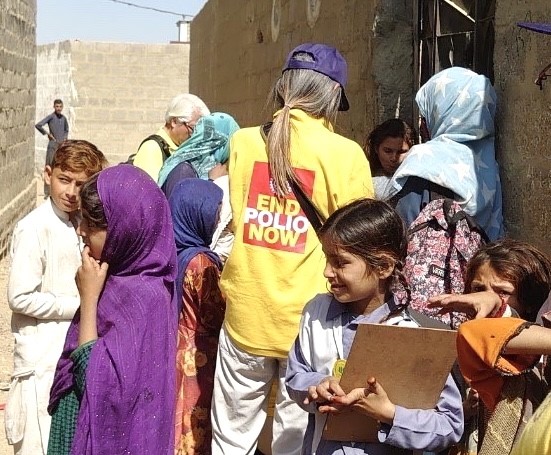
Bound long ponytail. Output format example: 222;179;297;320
267;66;341;197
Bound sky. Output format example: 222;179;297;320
37;0;208;45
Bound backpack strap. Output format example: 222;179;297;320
260;122;272;142
260;122;326;234
442;199;491;243
289;179;325;233
139;134;171;162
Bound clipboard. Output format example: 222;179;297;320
323;323;457;442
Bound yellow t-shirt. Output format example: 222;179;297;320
510;391;551;455
132;127;177;181
221;109;374;358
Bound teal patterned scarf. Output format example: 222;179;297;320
157;112;239;186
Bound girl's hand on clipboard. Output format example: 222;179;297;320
305;376;346;411
331;377;396;424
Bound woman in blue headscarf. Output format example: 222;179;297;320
159;112;239;264
168;178;225;455
388;67;504;240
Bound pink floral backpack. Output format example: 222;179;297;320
402;198;489;329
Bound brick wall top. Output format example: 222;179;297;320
36;40;190;166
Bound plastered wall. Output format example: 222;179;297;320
493;2;551;252
36;41;190;167
0;0;37;259
191;0;551;254
189;0;414;144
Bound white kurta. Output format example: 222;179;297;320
5;199;82;455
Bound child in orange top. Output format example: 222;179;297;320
429;239;551;454
456;318;551;455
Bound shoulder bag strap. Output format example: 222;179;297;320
140;134;171;161
289;179;325;234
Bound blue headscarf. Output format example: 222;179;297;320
389;67;504;240
158;112;239;187
168;178;224;310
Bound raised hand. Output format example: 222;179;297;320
76;246;109;303
427;291;502;319
76;246;109;345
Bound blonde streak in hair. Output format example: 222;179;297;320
74;144;98;175
267;106;295;197
267;69;340;196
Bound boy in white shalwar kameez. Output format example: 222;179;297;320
5;140;106;455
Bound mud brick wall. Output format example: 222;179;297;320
0;0;38;259
192;0;551;254
493;2;551;251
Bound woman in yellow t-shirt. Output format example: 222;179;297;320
210;43;373;455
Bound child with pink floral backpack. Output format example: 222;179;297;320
401;198;489;329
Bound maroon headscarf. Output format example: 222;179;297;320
49;165;178;454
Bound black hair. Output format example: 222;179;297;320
318;198;410;301
364;118;417;174
54;99;63;105
79;172;107;229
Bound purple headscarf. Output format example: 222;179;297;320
49;165;178;454
168;178;223;309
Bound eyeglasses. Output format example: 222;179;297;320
176;117;194;134
535;62;551;90
183;122;194;135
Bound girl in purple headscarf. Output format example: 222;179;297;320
47;165;178;455
168;179;225;455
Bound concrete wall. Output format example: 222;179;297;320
189;0;414;144
35;41;75;172
36;41;190;167
493;2;551;253
0;0;37;259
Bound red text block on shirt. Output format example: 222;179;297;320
243;162;315;253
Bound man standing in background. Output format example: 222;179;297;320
35;99;69;195
35;99;69;166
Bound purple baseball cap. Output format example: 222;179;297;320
517;22;551;35
282;43;350;111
